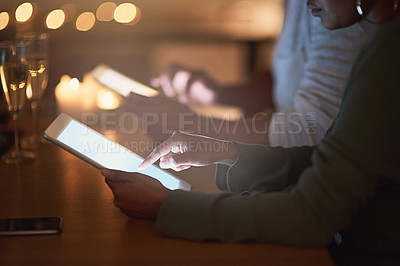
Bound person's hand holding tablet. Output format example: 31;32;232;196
102;169;170;220
103;130;239;220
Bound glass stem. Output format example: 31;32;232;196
31;100;39;141
12;113;21;154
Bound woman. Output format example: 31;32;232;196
103;0;400;264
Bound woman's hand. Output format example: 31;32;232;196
138;131;239;171
151;63;218;105
102;169;170;220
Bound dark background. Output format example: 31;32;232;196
0;0;283;127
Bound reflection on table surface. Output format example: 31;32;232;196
0;101;333;266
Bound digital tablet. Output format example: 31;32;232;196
43;113;190;191
89;64;159;97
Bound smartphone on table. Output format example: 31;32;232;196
0;217;62;236
43;113;191;191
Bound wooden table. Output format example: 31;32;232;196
0;105;333;266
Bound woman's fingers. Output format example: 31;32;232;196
138;145;170;170
138;131;227;171
138;131;185;170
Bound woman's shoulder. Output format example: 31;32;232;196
368;19;400;48
354;19;400;65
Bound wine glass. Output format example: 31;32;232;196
0;40;35;163
22;32;49;148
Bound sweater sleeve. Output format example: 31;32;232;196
214;143;314;193
269;10;366;147
156;138;378;246
156;21;400;246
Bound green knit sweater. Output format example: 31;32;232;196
156;19;400;262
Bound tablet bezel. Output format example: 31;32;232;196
44;113;191;191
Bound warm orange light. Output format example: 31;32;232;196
76;12;96;31
125;6;141;26
46;9;65;29
69;78;80;90
96;90;121;110
96;2;117;22
15;2;33;22
26;83;33;99
0;12;9;30
114;3;137;24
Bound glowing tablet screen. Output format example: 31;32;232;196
57;120;180;190
97;69;159;97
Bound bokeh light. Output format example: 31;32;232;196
46;9;65;30
0;12;9;30
69;78;80;90
114;3;137;24
15;2;33;22
124;6;141;26
96;2;117;22
96;90;121;110
76;12;96;31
